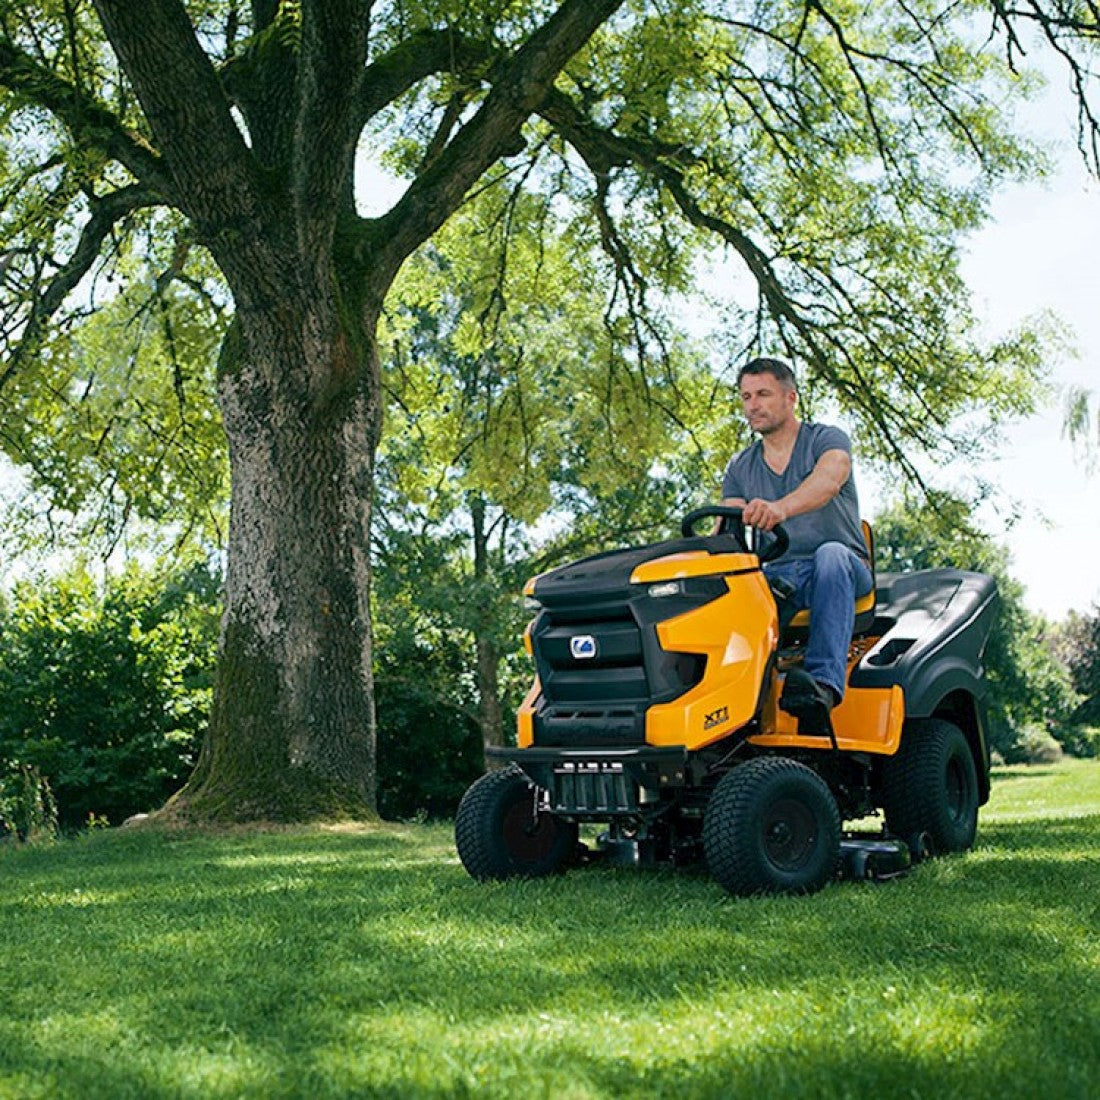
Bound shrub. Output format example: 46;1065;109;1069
1055;723;1100;759
0;555;494;828
1011;725;1065;765
374;639;484;821
0;561;220;830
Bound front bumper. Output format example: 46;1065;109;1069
487;745;694;816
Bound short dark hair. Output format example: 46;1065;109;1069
737;357;797;392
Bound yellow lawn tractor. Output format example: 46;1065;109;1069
455;506;998;895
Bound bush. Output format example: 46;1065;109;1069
1010;725;1065;765
0;561;220;830
1055;724;1100;759
0;555;493;828
374;639;484;821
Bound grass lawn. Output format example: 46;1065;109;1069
0;759;1097;1099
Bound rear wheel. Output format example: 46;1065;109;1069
703;757;841;896
455;766;578;881
881;719;979;854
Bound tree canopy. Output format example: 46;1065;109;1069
1051;602;1100;733
2;3;1065;498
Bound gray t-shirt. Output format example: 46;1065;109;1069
721;422;865;561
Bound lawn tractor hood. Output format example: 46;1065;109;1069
521;534;768;747
527;534;757;615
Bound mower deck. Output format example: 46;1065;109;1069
585;829;916;883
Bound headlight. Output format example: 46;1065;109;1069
523;595;542;612
647;581;683;598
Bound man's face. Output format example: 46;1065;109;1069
740;372;797;435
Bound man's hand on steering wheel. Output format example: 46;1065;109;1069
680;505;789;563
741;497;789;532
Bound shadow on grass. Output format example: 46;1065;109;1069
0;815;1096;1099
991;766;1064;780
978;813;1100;850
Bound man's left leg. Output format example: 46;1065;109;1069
802;542;873;704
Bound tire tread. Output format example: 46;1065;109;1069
703;756;840;896
455;765;576;880
881;719;978;853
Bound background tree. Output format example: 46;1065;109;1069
375;188;724;757
873;491;1079;760
0;1;1077;820
1049;604;1100;754
1063;385;1100;471
371;568;485;820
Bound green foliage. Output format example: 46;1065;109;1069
374;633;484;822
0;251;230;556
0;560;220;829
0;760;1096;1098
380;185;723;526
546;2;1050;473
0;549;504;828
872;491;1079;760
0;762;58;841
372;536;486;818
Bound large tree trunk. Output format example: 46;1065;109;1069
172;290;382;822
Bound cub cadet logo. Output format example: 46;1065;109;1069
704;705;729;731
570;634;597;660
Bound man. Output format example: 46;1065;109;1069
718;357;872;724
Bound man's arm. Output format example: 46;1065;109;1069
741;448;850;531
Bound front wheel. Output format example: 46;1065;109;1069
455;766;578;881
881;719;979;854
703;757;841;896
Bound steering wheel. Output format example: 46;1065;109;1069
679;505;790;564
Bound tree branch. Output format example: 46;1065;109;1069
294;1;373;244
90;0;264;254
537;88;935;484
0;36;170;192
990;0;1100;172
357;27;496;129
0;183;160;395
365;0;624;301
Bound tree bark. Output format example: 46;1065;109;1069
471;496;505;764
172;286;382;821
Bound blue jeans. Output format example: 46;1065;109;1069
765;543;873;702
